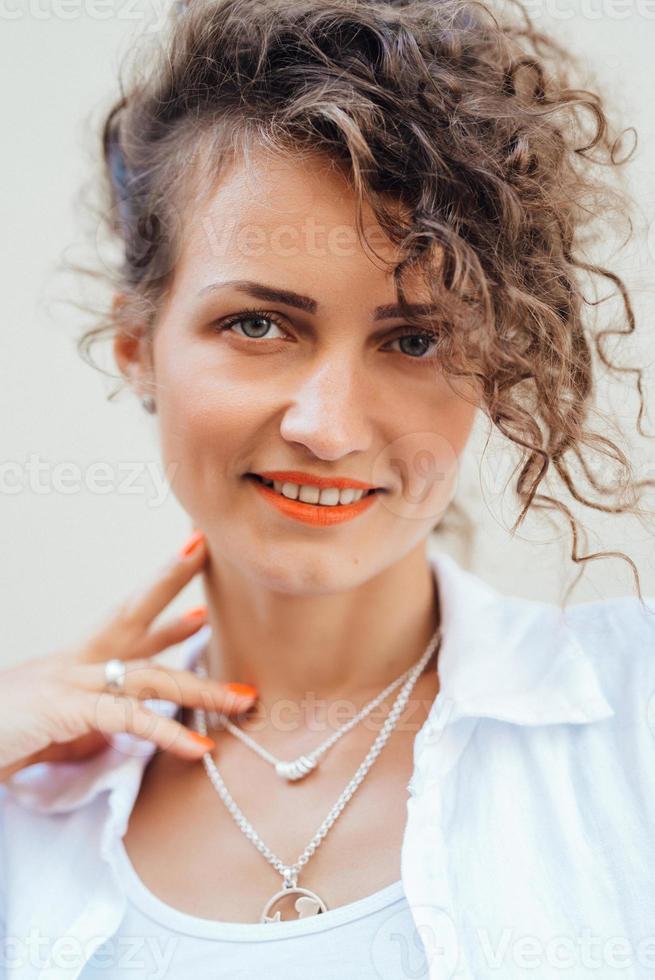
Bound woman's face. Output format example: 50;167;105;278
116;147;480;594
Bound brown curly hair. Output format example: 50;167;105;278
72;0;655;606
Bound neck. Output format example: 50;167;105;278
197;543;441;728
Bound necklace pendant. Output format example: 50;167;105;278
261;884;328;922
274;755;317;781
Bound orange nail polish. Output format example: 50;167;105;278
225;682;259;699
179;529;204;558
183;604;208;620
187;731;215;750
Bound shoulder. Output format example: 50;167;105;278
563;593;655;750
564;593;655;681
564;591;655;640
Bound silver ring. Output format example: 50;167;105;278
104;658;127;694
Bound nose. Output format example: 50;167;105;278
278;354;373;461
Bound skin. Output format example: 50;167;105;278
115;146;479;715
113;145;481;919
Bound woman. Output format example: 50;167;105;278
2;0;655;976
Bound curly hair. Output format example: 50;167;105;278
72;0;655;605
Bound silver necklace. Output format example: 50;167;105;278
193;649;429;782
190;624;442;923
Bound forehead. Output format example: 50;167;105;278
171;144;411;291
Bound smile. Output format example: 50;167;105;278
245;474;382;526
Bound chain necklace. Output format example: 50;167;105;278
194;649;429;782
190;624;442;923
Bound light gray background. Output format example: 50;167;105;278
2;0;654;667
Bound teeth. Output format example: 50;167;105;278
317;487;341;506
261;478;370;506
298;484;320;504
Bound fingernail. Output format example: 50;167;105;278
183;604;208;621
187;731;215;751
179;529;204;558
225;682;259;700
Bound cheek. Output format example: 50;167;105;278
428;375;479;449
378;389;477;524
158;388;248;472
153;336;256;455
444;396;478;456
154;376;277;522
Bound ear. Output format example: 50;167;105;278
112;292;155;400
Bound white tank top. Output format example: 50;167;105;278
80;836;430;978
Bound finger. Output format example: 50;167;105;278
88;692;217;759
30;731;109;766
78;531;209;664
69;659;258;715
118;529;208;632
135;606;209;659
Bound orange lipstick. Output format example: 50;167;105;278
247;476;380;526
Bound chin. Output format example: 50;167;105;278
243;546;371;596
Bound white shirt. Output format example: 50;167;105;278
80;836;419;979
2;550;655;980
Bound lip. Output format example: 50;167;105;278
253;470;381;490
246;474;381;526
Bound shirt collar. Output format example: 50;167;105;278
4;549;614;817
429;550;614;727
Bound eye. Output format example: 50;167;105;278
386;329;441;361
212;308;288;341
212;308;441;361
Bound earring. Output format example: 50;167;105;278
141;395;156;414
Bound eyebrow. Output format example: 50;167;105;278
196;279;436;321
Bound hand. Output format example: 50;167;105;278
0;530;257;782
